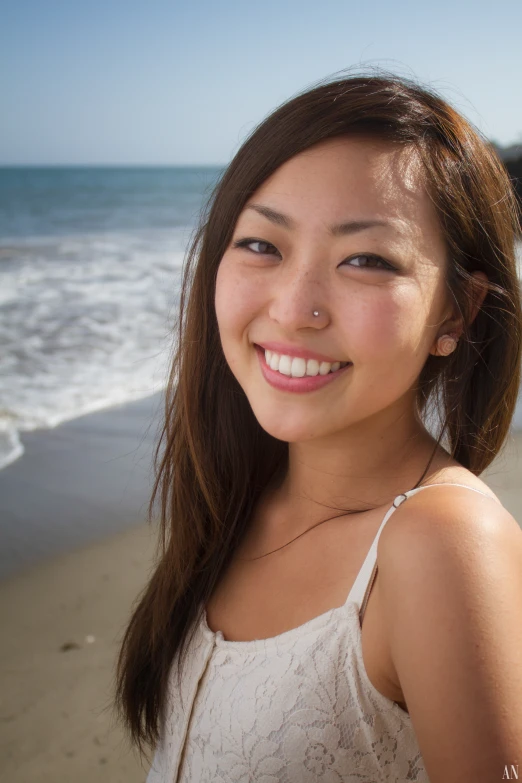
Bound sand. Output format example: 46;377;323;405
0;522;157;783
0;394;164;782
0;405;521;782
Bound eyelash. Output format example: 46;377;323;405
231;238;396;271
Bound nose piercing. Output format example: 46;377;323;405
313;310;320;317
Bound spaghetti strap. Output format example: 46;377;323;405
345;482;499;618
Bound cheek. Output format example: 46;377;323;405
346;290;427;380
215;260;262;354
347;296;405;357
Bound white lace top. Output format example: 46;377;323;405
146;482;492;782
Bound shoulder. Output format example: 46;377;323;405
376;481;522;623
377;481;521;570
375;485;522;778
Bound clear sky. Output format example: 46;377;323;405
1;0;521;165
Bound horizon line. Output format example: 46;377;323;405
0;162;228;168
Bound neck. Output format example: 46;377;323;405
258;404;451;542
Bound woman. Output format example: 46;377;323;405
114;71;522;781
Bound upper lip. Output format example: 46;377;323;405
255;341;350;364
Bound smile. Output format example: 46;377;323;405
264;347;350;377
254;345;353;393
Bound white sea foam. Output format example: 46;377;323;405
0;226;191;470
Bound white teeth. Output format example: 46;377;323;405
290;357;306;377
264;349;349;378
306;359;319;376
278;355;292;375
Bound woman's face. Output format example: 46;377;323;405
215;136;454;443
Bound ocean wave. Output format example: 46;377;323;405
0;226;189;469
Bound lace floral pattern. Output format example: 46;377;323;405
147;602;430;782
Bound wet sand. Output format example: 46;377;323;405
0;392;164;582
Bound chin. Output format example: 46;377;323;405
246;400;326;443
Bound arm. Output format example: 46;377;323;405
377;491;522;782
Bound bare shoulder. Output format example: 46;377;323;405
375;480;522;780
379;473;520;551
376;474;522;620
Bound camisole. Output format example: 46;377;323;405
146;482;495;782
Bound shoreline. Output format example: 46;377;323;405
0;388;168;473
0;391;164;583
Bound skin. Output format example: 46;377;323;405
213;136;522;779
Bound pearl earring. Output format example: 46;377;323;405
435;332;459;356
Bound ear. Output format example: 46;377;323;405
446;270;489;336
430;271;489;356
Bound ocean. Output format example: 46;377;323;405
0;166;223;470
1;166;521;472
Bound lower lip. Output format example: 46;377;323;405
255;345;353;393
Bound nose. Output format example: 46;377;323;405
268;265;330;331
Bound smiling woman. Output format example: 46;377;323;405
215;134;470;445
113;69;522;783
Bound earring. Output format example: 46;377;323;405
435;332;459;356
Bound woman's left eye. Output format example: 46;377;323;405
343;254;394;270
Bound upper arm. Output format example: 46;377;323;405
377;493;522;783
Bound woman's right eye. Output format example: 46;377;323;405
232;238;279;255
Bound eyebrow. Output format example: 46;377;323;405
243;202;396;237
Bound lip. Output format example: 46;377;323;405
255;341;347;364
255;344;352;393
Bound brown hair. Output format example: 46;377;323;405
113;68;522;763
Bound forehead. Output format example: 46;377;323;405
240;136;440;247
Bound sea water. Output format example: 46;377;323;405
0;166;223;469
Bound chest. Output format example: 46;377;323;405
206;514;368;637
204;513;406;709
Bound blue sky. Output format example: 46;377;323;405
1;0;521;165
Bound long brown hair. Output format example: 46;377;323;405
113;68;522;763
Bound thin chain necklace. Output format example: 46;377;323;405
238;507;373;562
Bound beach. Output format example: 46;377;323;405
0;397;521;783
0;394;166;782
0;523;156;783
